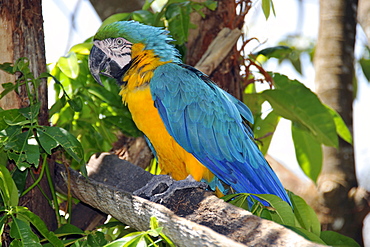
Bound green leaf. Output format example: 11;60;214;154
11;168;28;196
36;128;59;155
103;116;141;137
261;0;275;20
243;90;264;117
54;223;84;236
325;105;352;144
57;52;80;79
142;0;155;11
0;62;14;74
10;217;41;246
7;153;31;171
262;0;271;19
39;126;84;165
19;103;40;121
24;144;40;167
49;94;67;117
291;122;322;182
0;83;17;100
4;130;40;169
359;57;370;82
289;192;321;236
10;239;22;247
103;233;142;247
165;2;191;44
320;231;360;247
149;216;159;230
132;10;155;24
70;43;92;55
204;0;217;10
251;194;295;227
253;111;280;155
0;109;28;130
289;56;303;75
87;231;108;247
223;193;250;210
67;97;83;112
0;165;19;207
14;58;33;78
87;85;122;108
100;13;132;30
262;73;338;147
284;225;326;245
0;214;8;240
253;46;292;59
14;206;64;247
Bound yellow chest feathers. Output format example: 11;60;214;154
119;43;168;101
118;44;212;181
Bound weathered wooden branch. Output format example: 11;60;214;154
195;27;242;76
55;153;324;247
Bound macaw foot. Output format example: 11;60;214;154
133;175;208;203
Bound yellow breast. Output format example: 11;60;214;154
122;85;212;181
119;43;212;181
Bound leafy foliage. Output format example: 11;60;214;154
359;46;370;84
103;217;175;247
223;193;360;246
261;0;276;20
0;59;85;173
49;44;141;168
0;58;174;246
246;51;352;183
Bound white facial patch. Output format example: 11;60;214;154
93;37;133;68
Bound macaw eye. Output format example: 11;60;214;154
116;38;124;45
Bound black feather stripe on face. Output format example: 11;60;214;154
93;38;133;70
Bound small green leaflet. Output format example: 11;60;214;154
325;105;352;144
262;73;338;148
37;126;84;165
262;0;276;20
10;217;42;246
291;122;322;183
0;165;19;207
57;52;79;79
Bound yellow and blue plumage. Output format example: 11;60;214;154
89;20;291;205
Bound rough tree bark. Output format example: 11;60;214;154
186;0;251;100
313;0;368;244
0;0;56;231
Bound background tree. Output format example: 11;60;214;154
313;0;362;242
0;0;57;233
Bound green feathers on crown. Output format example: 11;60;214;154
94;21;182;63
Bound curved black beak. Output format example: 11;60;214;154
89;45;108;85
89;43;128;85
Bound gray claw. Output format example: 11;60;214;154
133;175;208;203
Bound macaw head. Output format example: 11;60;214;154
89;21;181;85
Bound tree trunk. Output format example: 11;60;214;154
186;0;250;100
0;0;56;232
313;0;365;244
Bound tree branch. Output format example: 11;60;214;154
55;153;324;247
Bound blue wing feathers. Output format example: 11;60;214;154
151;63;291;205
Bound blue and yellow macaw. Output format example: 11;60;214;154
88;21;291;206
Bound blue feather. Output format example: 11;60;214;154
150;63;292;206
